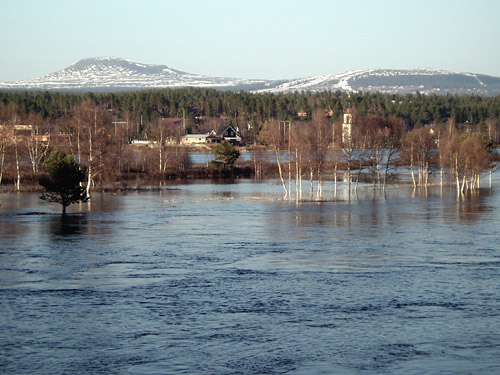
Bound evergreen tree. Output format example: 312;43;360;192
39;150;88;214
210;141;240;168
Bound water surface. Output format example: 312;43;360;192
1;180;499;374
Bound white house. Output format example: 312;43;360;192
181;130;220;146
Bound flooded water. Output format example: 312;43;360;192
1;180;500;374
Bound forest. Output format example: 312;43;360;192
0;88;499;198
2;88;500;128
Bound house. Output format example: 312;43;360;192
130;138;158;146
130;133;158;147
221;125;242;145
181;130;220;146
161;118;184;128
0;124;50;143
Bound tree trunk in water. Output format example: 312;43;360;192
316;161;323;200
334;161;338;199
347;159;351;191
253;154;260;179
14;139;21;192
410;145;416;187
86;129;93;199
275;149;288;199
0;150;4;186
309;167;314;197
383;150;394;190
295;149;300;202
159;146;163;173
299;164;303;201
374;149;381;187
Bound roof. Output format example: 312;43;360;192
162;118;183;125
182;133;210;139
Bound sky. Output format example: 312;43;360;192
2;0;500;82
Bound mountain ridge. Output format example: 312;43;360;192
2;57;500;96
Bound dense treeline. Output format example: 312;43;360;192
1;88;500;129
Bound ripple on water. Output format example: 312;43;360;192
1;185;500;374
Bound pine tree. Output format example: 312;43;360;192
210;141;240;168
39;150;88;214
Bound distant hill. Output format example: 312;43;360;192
1;57;500;95
255;69;500;96
0;57;276;92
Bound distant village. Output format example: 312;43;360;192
0;122;243;148
130;122;243;148
0;107;353;151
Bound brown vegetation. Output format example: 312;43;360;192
0;99;497;199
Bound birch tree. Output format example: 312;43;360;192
72;100;110;197
26;115;50;173
310;109;332;199
259;119;288;199
382;116;405;188
402;128;436;187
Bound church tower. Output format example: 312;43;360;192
342;109;353;143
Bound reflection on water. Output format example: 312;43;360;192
266;186;494;241
1;181;499;375
49;214;88;237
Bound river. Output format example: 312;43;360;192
1;179;499;374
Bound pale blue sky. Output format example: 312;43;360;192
2;0;500;82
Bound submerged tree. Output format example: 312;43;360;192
259;119;289;198
402;127;436;187
39;150;88;214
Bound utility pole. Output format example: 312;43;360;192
183;109;186;135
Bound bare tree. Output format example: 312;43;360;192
290;121;308;200
25;114;50;173
382;116;405;188
310;109;332;199
72;100;110;197
439;123;461;190
0;104;10;185
330;120;343;197
252;148;267;180
4;104;25;191
439;124;491;193
259;119;288;198
458;134;491;192
362;114;386;187
0;128;7;186
167;145;191;173
402;127;436;187
485;118;499;145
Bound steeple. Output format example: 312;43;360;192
342;108;353;143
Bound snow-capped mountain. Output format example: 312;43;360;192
255;68;500;96
0;57;276;91
1;57;500;95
